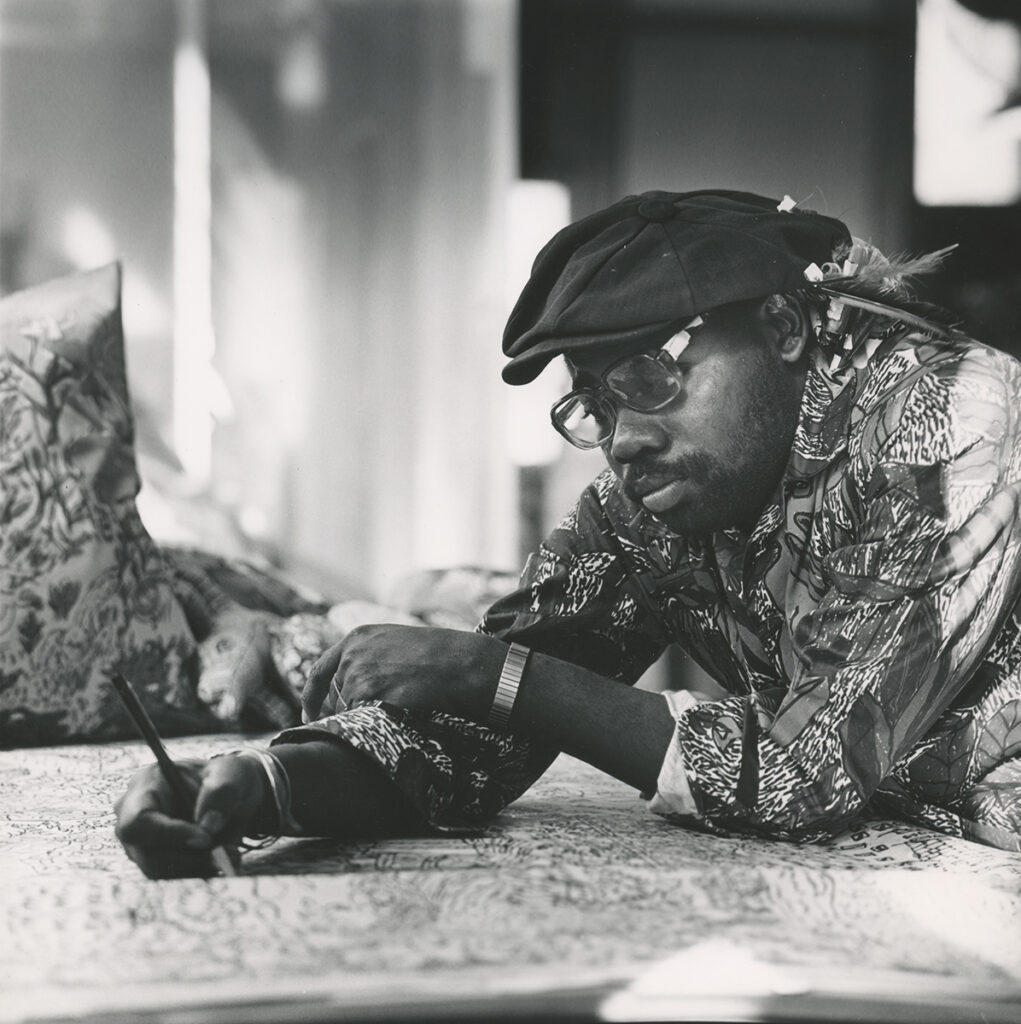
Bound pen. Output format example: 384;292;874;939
110;672;238;877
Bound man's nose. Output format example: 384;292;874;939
608;405;667;462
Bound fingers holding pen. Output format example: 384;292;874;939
114;755;266;880
114;761;218;878
192;753;269;842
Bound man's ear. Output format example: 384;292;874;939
761;294;812;363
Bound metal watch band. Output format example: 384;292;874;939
488;642;530;729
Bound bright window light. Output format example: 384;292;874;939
59;205;117;268
915;0;1021;205
504;179;571;467
173;0;215;482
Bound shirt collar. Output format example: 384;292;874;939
785;333;892;481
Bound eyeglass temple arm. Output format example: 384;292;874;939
662;314;704;360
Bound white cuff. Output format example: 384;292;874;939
646;689;701;821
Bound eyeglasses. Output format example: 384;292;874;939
550;315;705;449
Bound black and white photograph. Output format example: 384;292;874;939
1;2;1020;1022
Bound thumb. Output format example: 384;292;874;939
303;640;345;722
193;754;265;841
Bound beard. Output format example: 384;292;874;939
626;355;803;536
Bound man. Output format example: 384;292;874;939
116;190;1021;878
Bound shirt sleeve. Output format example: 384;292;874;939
650;343;1021;840
276;473;672;833
646;689;703;817
478;469;669;684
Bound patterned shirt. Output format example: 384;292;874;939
480;327;1021;853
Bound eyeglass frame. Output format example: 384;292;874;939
549;314;706;450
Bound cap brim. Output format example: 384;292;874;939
502;319;685;384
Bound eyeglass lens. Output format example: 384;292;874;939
555;353;683;447
556;393;615;447
605;353;681;409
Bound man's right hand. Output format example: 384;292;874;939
114;754;269;879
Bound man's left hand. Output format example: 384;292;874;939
302;624;505;723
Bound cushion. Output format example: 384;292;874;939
386;567;520;629
164;546;333;731
0;263;218;746
195;606;299;730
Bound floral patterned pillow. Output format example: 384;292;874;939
0;263;218;746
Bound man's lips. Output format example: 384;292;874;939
626;474;689;513
638;479;688;513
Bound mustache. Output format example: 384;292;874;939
622;453;714;499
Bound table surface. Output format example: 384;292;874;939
2;733;1020;1024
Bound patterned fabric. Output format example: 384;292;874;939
165;547;332;731
163;546;332;621
481;327;1021;852
274;571;557;831
385;567;521;629
283;327;1021;853
278;703;553;831
268;601;423;703
0;265;216;746
6;735;1021;1021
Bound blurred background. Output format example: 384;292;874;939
1;0;1020;602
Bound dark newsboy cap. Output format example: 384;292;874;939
501;189;852;384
